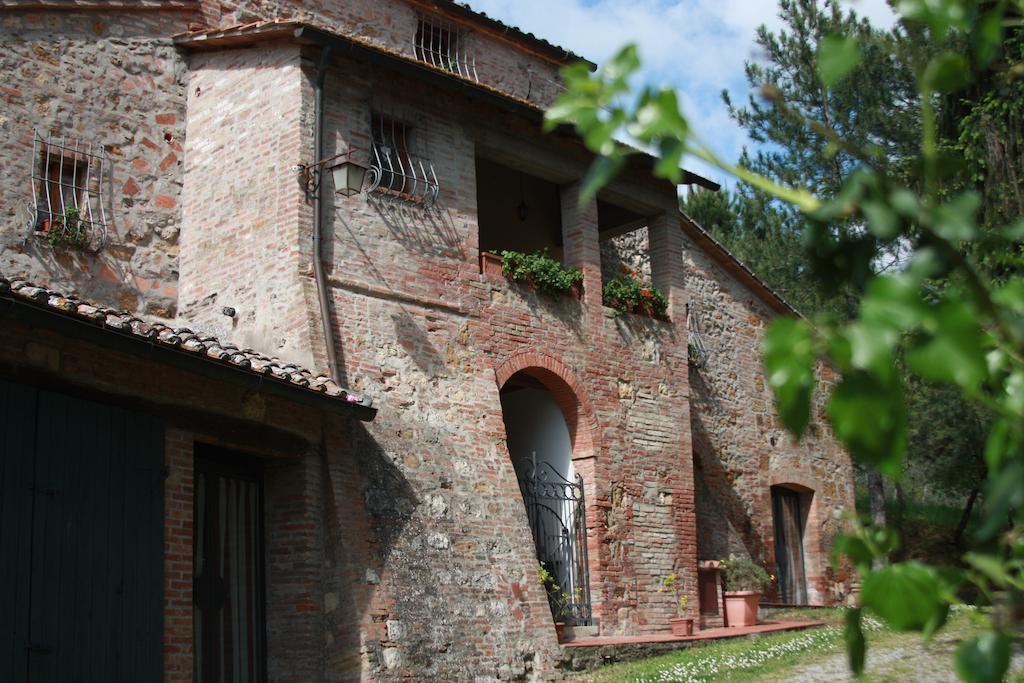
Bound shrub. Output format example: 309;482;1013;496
722;557;773;592
602;271;668;317
47;206;89;250
500;249;583;297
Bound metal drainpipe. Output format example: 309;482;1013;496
312;45;340;384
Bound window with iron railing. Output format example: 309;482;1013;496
30;130;108;249
367;112;440;206
413;15;478;82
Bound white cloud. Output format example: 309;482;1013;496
467;0;897;186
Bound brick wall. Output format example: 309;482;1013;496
0;10;190;317
163;428;194;681
178;44;322;371
311;50;700;677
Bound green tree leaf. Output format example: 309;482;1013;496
906;300;988;389
845;607;867;677
925;52;971;93
861;561;949;632
934;192;981;241
955;632;1011;683
763;318;816;440
818;35;862;89
828;371;907;476
578;154;625;206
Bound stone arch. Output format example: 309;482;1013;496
769;470;826;605
494;350;602;461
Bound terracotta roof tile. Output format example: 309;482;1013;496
0;275;372;409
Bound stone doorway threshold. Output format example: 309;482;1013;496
558;620;825;672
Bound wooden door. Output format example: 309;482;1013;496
0;379;164;682
772;487;809;604
194;448;266;683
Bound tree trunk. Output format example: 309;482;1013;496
867;468;887;527
954;487;980;548
867;468;887;568
893;481;907;534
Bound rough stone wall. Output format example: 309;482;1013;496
601;228;651;285
200;0;567;107
680;228;855;605
0;10;191;317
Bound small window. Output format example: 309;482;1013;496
30;130;108;247
367;112;439;206
413;15;477;81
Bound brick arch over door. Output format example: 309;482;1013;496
494;351;602;461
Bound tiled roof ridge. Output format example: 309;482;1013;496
428;0;591;66
0;275;370;407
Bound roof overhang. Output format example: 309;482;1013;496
0;288;377;421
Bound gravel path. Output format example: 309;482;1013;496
783;630;1024;683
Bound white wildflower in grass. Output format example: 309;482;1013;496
630;610;888;683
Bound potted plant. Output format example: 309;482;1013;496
498;249;584;299
537;562;576;642
601;268;668;318
662;572;695;636
45;206;89;250
720;557;772;627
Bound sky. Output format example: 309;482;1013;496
465;0;897;188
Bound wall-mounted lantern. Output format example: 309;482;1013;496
328;154;368;197
295;149;368;198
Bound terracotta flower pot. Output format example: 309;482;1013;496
670;617;694;637
480;251;503;277
724;591;761;627
554;622;566;642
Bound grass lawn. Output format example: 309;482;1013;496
572;608;1019;682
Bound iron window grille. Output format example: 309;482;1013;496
29;130;108;247
687;304;710;369
413;14;478;82
367;113;440;206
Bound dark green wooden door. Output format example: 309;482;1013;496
0;379;164;682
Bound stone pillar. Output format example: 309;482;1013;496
559;181;603;310
648;212;687;324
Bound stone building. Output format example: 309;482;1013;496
0;0;855;680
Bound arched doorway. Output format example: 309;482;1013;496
500;371;593;626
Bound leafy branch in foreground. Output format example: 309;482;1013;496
546;1;1024;681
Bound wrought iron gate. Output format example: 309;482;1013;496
517;461;593;626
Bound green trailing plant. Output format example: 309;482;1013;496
546;3;1024;678
500;249;583;297
602;270;668;317
536;562;580;622
47;206;88;249
721;558;773;593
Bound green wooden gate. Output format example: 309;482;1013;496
0;379;164;682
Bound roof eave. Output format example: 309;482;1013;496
0;294;377;421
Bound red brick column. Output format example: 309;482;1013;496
163;429;194;681
560;181;602;311
649;213;688;323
